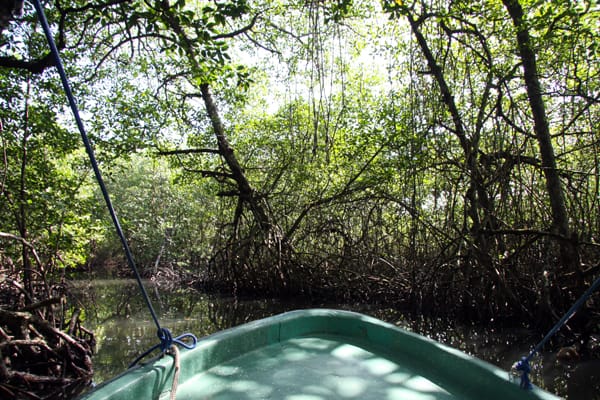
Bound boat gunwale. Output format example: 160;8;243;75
78;308;561;400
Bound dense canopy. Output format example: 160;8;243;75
0;0;598;327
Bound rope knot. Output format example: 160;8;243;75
156;328;198;353
158;328;174;352
129;329;198;368
515;357;532;390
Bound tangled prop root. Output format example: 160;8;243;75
0;309;93;400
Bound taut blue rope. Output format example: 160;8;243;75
514;270;600;390
32;0;197;365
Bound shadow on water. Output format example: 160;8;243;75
68;279;599;399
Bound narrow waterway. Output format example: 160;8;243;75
69;279;598;399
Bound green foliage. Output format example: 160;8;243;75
0;0;598;321
0;74;98;272
93;153;215;273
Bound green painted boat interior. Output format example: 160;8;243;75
79;309;560;400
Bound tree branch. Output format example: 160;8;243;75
192;169;235;180
0;53;55;74
0;232;43;268
211;13;260;40
157;148;220;156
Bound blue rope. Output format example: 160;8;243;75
129;328;197;368
32;0;197;365
515;270;600;390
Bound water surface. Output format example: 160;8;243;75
69;279;597;399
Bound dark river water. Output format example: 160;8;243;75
69;279;599;399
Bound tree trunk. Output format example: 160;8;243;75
199;83;290;290
405;12;493;254
502;0;580;277
199;83;273;233
154;1;291;291
405;10;524;317
19;79;32;302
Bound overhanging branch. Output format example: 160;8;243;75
211;13;260;40
0;53;55;73
157;148;220;156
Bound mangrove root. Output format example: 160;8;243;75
0;308;93;400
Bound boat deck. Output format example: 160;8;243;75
178;335;451;399
80;310;559;400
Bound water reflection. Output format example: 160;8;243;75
69;279;310;383
69;279;596;399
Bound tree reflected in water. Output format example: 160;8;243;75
70;279;596;399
